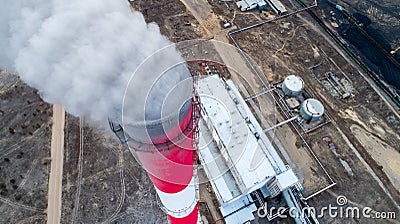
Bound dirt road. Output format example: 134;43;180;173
47;104;65;224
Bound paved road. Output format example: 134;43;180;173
47;104;65;224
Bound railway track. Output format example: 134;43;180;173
338;7;400;69
295;0;400;107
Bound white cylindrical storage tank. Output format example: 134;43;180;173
282;75;304;96
300;98;324;121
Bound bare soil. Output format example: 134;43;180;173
0;71;52;223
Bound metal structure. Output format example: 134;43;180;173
266;0;287;15
299;98;324;122
282;75;304;97
236;0;267;12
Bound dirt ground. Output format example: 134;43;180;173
350;124;400;190
60;116;166;223
0;71;52;223
0;69;167;223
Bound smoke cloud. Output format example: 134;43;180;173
0;0;189;122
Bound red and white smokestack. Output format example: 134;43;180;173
134;99;199;223
121;56;199;224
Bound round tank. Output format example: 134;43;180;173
282;75;303;96
300;98;324;121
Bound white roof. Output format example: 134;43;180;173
198;120;241;203
267;0;287;12
258;0;267;6
284;75;303;92
236;0;263;11
198;76;276;195
276;169;298;190
236;1;249;9
198;76;299;224
220;195;257;224
302;98;324;115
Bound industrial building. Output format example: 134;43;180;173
197;75;301;224
266;0;287;15
236;0;267;12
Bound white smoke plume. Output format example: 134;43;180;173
0;0;189;122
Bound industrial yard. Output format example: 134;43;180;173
0;0;399;223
